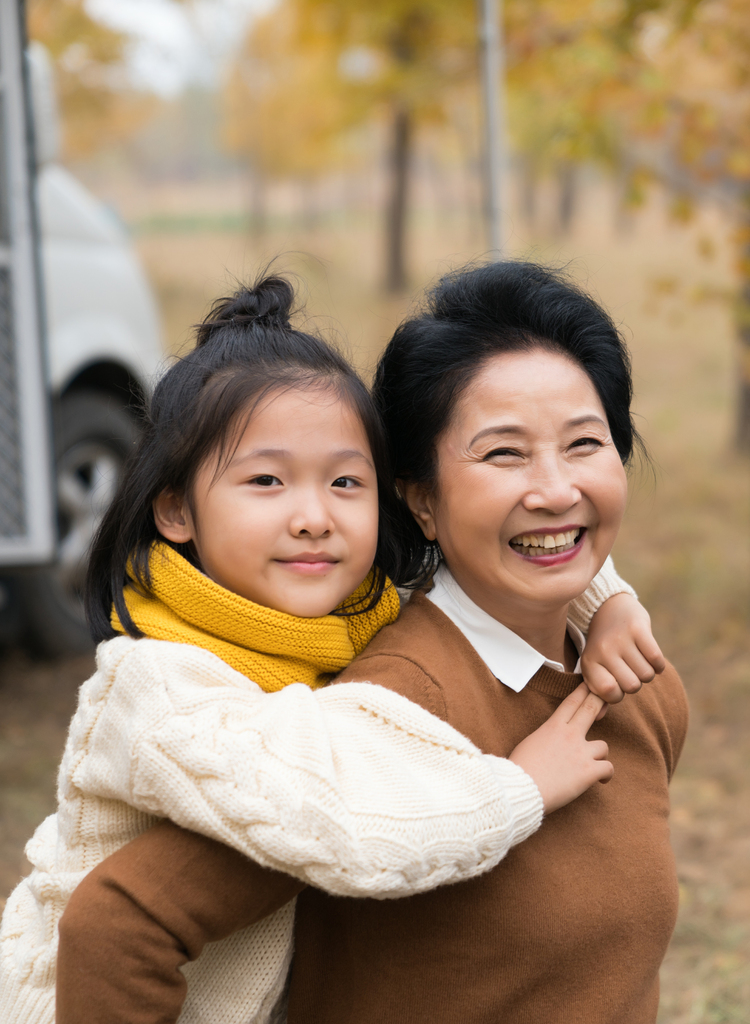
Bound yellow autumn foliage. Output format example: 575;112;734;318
27;0;156;159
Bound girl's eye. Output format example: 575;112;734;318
332;477;357;488
251;475;281;486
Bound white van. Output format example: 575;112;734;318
0;17;163;655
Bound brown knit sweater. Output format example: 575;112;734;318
286;593;689;1024
55;593;688;1024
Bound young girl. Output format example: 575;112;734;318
0;276;661;1024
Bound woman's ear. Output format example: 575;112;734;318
398;479;438;541
153;489;194;544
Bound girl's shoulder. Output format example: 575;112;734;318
90;635;260;698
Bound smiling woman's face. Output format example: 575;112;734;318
404;348;629;627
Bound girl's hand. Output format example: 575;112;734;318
581;592;666;704
509;683;613;815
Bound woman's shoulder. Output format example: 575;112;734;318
627;660;689;779
334;592;486;721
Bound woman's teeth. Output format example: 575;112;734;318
510;529;582;557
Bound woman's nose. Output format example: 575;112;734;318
289;492;334;539
522;458;581;514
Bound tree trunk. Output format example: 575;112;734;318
737;287;750;452
736;190;750;451
250;165;267;237
520;155;538;231
385;106;411;293
557;161;577;235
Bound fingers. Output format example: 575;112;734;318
635;633;666;675
587;740;613;784
588;739;609;761
567;686;606;731
581;661;625;704
607;660;645;694
553;682;595;723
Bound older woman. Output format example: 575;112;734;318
286;261;688;1023
53;262;684;1024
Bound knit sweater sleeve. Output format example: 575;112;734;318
567;555;638;634
72;637;543;899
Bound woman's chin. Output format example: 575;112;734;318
505;543;607;606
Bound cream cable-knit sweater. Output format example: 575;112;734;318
0;559;634;1024
0;638;543;1024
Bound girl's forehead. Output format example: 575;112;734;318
225;386;373;459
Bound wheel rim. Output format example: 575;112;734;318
55;440;123;617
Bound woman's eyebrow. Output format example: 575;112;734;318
566;415;608;429
469;425;525;447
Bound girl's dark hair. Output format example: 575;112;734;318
86;274;400;643
372;259;644;588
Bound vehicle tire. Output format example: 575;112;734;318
18;390;141;657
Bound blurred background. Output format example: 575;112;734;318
1;1;749;1019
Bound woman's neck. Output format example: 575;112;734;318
444;566;575;669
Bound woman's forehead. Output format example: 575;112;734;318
450;349;607;436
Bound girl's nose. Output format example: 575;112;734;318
289;493;334;539
522;458;581;514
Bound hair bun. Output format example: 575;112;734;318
197;276;295;347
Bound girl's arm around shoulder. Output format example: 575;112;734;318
73;638;543;899
568;555;637;633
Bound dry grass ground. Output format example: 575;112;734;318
1;174;748;1022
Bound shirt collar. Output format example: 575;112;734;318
425;565;585;693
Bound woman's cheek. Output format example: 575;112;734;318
589;456;628;536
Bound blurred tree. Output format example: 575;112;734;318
495;0;750;449
28;0;155;158
226;0;478;290
224;2;357;233
227;0;750;442
614;0;750;450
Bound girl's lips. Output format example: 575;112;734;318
509;528;587;566
275;559;338;575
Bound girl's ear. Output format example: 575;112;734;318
153;489;194;544
398;479;438;542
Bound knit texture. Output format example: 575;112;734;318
113;542;400;691
0;637;542;1022
1;549;631;1023
567;555;637;633
290;592;690;1024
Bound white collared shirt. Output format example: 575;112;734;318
425;565;585;693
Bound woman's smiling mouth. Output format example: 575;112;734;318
509;527;585;559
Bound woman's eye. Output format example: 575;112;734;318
251;475;281;486
570;437;603;451
332;477;357;488
483;448;521;460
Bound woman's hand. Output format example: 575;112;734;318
509;683;614;815
582;592;666;704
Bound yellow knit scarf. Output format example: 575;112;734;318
112;542;400;692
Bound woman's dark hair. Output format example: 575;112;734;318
86;274;400;643
372;259;644;588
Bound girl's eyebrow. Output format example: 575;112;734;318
334;449;374;467
231;447;374;468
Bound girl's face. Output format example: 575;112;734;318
403;349;628;627
154;386;380;617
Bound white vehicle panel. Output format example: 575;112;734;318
38;164;164;393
